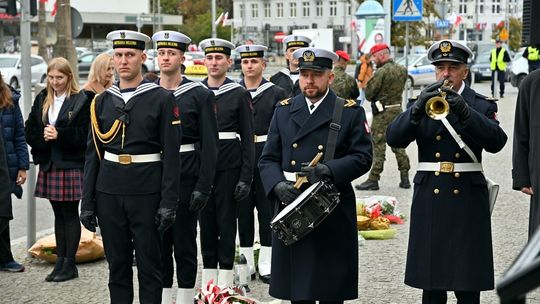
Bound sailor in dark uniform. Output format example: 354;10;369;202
80;30;181;304
270;34;312;97
198;38;255;288
258;47;373;303
386;40;507;304
235;44;288;284
152;30;219;304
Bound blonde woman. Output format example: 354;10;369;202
24;57;89;282
83;53;115;100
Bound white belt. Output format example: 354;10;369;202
218;132;239;140
417;162;483;173
104;151;161;165
254;135;268;143
283;171;298;182
179;144;195;153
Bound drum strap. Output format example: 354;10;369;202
324;97;345;161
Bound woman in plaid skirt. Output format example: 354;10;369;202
25;57;90;282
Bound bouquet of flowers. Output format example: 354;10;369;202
357;195;405;225
196;280;257;304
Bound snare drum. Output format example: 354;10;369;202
271;179;340;246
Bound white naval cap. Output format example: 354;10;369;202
427;40;473;64
292;47;338;71
152;31;191;52
199;38;235;55
283;34;312;49
235;44;268;59
106;30;150;50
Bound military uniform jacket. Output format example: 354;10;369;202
331;66;360;100
202;77;254;184
386;85;507;291
365;59;407;106
168;77;218;195
270;69;301;97
240;79;288;158
258;90;373;300
82;81;181;211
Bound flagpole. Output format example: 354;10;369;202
211;0;216;38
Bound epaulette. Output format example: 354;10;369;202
278;98;291;106
344;99;358;107
476;92;498;102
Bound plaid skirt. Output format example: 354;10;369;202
35;166;83;202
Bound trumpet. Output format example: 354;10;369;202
425;80;452;120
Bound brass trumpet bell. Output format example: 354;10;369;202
425;95;450;120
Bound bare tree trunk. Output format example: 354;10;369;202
53;0;78;81
38;0;48;62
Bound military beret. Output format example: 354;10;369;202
370;43;389;55
335;50;350;61
152;31;191;52
199;38;235;56
235;44;268;59
292;47;338;71
283;35;312;50
427;40;473;64
107;30;150;50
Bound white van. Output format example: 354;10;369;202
510;49;529;88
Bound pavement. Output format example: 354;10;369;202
3;80;540;303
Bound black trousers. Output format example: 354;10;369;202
96;192;162;304
199;168;240;270
422;290;480;304
491;70;506;96
238;167;273;247
161;176;198;289
0;217;14;264
50;201;80;259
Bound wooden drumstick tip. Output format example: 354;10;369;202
293;152;324;189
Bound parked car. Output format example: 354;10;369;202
184;51;205;67
510;50;529;88
76;47;90;58
230;50;241;72
77;52;101;79
395;54;436;87
0;53;47;89
470;51;512;83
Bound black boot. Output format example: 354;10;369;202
45;257;64;282
355;180;379;190
399;174;411;189
260;274;271;284
52;257;78;282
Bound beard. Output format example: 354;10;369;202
302;85;327;100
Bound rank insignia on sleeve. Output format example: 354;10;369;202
279;98;291;106
344;99;357;107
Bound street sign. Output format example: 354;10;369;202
125;15;162;24
393;0;423;22
435;19;450;29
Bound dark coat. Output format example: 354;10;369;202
0;127;13;219
0;86;29;198
258;90;373;301
513;69;540;236
24;89;90;171
387;85;507;291
270;69;301;98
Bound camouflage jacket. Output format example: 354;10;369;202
331;66;359;100
365;59;407;105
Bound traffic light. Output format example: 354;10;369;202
0;0;17;16
30;0;37;16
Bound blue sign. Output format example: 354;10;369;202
435;19;450;28
393;0;423;22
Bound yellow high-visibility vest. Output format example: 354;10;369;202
490;48;506;71
528;46;539;61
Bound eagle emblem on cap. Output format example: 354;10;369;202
210;40;215;46
120;32;126;39
439;41;452;56
303;50;315;62
246;46;250;51
164;32;169;39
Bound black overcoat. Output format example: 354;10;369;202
258;90;372;301
387;85;507;291
270;69;301;97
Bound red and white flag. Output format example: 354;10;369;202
214;12;224;26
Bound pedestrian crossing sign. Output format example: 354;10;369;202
393;0;423;22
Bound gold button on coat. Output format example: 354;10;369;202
454;172;460;178
318;145;324;150
435;152;441;158
292;143;298;148
434;188;440;194
436;135;441;141
435;171;440;176
455;153;460;158
291;160;296;166
453;189;460;195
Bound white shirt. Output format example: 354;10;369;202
305;89;330;114
457;80;465;95
121;91;135;104
48;92;66;126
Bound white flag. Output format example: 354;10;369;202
221;12;229;27
214;12;224;26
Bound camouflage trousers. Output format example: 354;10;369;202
368;107;410;181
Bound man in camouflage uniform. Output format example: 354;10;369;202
356;43;410;190
331;50;359;100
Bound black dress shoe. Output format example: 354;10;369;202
355;180;379;190
260;274;271;284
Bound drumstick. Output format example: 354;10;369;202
294;152;324;189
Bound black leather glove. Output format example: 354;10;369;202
441;87;470;124
189;190;209;212
155;207;176;233
234;181;250;202
299;163;332;184
80;210;98;232
411;79;445;124
273;181;302;205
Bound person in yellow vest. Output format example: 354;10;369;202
522;43;540;73
489;39;510;98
